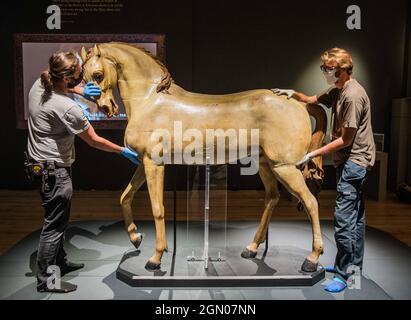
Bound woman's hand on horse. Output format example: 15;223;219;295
120;146;140;165
272;88;296;99
82;82;102;102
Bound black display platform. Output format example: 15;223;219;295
1;220;406;299
116;246;325;287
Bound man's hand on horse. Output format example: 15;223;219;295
120;146;140;165
272;88;296;99
295;151;316;169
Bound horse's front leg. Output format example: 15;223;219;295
143;154;167;271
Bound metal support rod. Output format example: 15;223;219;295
263;228;269;257
173;166;177;258
204;156;210;270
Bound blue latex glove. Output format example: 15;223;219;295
83;82;101;101
324;276;347;293
120;146;139;165
325;266;336;273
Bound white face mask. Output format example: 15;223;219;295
322;69;339;86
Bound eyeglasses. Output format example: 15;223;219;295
320;65;337;73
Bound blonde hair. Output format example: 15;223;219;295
321;48;353;74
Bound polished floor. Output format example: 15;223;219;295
0;220;410;300
1;189;411;254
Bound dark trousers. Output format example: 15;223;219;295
334;159;368;281
36;167;73;289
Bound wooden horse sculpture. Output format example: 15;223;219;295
81;43;327;272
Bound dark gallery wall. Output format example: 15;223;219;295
0;0;408;190
1;0;194;190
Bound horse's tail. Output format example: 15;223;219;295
297;103;327;211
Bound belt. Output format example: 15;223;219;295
30;159;69;170
46;162;69;169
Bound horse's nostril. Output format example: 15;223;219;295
102;106;110;114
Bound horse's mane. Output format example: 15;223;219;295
108;42;173;94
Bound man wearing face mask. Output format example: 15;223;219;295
27;51;139;293
273;47;375;293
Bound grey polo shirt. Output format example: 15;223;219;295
27;79;90;167
317;79;376;169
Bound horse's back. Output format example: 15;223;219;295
129;88;312;166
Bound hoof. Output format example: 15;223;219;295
301;258;318;272
131;232;143;250
241;247;257;259
145;260;161;271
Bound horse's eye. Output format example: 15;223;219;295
93;72;104;83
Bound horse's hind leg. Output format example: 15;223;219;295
120;164;146;249
241;157;280;259
143;155;167;271
271;165;324;272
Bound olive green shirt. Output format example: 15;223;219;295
317;79;376;169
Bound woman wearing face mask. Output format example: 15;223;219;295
273;47;375;293
27;51;139;293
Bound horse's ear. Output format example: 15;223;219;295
81;47;87;62
93;44;101;56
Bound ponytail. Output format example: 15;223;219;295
40;70;53;104
39;50;80;105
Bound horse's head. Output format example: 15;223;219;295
81;45;120;118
